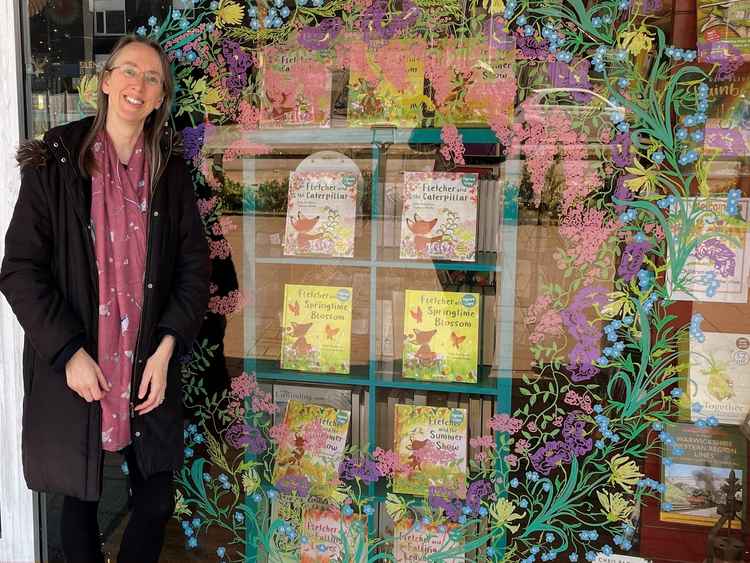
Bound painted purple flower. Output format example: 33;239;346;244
181;123;214;161
466;479;495;512
694;238;737;278
641;0;662;13
516;33;550;60
613;175;634;213
548;60;592;102
222;39;252;96
224;423;268;453
618;240;652;281
483;17;515;51
562;412;593;457
698;42;744;81
562;285;609;382
298;17;343;51
428;487;463;522
339;456;381;483
275;474;311;497
610;131;633;168
530;440;573;475
361;0;420;43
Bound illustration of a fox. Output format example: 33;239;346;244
410;328;438;365
406;437;431;470
290;211;324;250
289;321;314;356
405;214;443;253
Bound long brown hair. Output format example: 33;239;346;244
78;35;175;185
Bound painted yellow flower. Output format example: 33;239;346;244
625;160;659;193
490;498;525;533
385;493;410;523
78;75;99;109
620;25;655;57
242;468;261;494
173;489;190;517
598;291;636;319
216;0;243;28
597;490;634;522
608;455;644;493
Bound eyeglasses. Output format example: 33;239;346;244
108;64;163;88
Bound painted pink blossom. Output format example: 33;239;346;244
470;435;496;449
231;372;258;399
302;420;328;454
269;423;293;449
514;439;529;454
251;391;278;416
414;442;456;464
527;421;538;433
373;447;407;477
487;414;523;434
440;124;466;165
504;454;519;468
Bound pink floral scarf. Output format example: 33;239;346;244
91;131;150;452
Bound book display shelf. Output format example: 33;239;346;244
234;125;518;557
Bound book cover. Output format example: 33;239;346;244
280;284;353;374
704;64;750;157
400;172;479;262
402;290;480;383
698;0;750;59
272;400;351;497
660;423;746;527
272;384;351;426
260;36;332;127
689;331;750;425
347;39;426;127
393;517;464;562
393;404;468;497
283;171;358;258
669;197;750;303
300;504;367;562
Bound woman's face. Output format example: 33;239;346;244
102;42;165;127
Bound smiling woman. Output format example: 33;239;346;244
0;34;209;563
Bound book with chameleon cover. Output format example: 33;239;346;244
283;171;358;258
402;290;479;383
299;504;367;562
393;517;465;562
272;400;351;497
281;284;353;374
393;404;468;497
399;172;479;262
689;331;750;425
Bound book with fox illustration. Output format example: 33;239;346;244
259;35;333;127
283;171;358;258
660;423;746;527
347;38;427;127
300;504;367;562
281;284;353;374
689;331;750;425
402;290;479;383
272;401;351;497
399;172;479;262
393;404;468;497
393;517;464;562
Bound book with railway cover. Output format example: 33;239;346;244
689;331;750;425
402;290;480;383
399;172;479;262
660;423;746;527
281;284;353;374
283;171;358;258
393;404;468;497
272;401;351;497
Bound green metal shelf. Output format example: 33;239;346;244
376;362;502;395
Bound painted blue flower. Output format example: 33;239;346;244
267;489;278;499
519;499;529;508
510;478;519;487
546;533;555;543
235;511;244;522
569;554;578;562
542;482;552;492
192;517;201;528
252;493;262;502
187;536;198;549
136;26;147;36
148;16;158;26
184;447;194;458
363;504;374;515
531;546;541;554
662;502;673;511
172;9;181;20
216;546;226;558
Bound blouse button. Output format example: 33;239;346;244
52;142;59;148
153;211;159;217
135;431;141;438
147;283;153;289
60;157;66;163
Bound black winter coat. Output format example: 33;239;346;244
0;117;210;501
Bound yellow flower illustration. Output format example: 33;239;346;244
242;468;261;494
216;0;244;28
490;498;525;533
608;455;644;493
385;492;410;523
620;25;655;57
597;490;634;522
625;160;659;193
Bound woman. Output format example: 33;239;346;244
0;36;209;562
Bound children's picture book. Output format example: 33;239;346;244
272;400;351;497
668;197;750;303
281;284;353;374
402;290;480;383
689;331;750;425
272;384;352;426
284;171;358;258
260;35;333;127
393;517;464;562
703;64;750;157
300;504;367;562
399;172;479;262
393;404;468;497
698;0;750;59
347;39;427;127
660;423;746;527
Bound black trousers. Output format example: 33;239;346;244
61;447;175;563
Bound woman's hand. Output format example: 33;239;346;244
135;334;176;415
66;348;111;402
